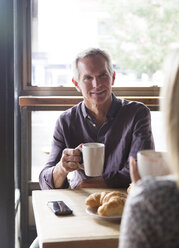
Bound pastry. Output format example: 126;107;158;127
85;191;127;216
102;191;127;203
98;195;126;216
85;191;109;208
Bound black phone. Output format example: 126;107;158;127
47;201;73;216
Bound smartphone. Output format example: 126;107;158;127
47;201;73;216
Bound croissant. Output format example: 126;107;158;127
98;195;126;216
102;191;127;204
85;191;109;208
85;191;127;216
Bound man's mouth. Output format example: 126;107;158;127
90;90;105;95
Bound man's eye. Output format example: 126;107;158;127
99;73;108;78
84;76;92;81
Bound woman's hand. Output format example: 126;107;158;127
129;156;141;183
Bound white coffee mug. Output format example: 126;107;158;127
78;143;105;177
137;150;170;178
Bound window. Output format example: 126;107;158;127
29;0;179;89
31;111;61;181
20;2;173;244
151;111;166;152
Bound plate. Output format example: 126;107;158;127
86;207;121;220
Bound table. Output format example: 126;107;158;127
32;188;125;248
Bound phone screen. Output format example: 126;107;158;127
47;201;73;216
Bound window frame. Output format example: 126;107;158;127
19;1;161;247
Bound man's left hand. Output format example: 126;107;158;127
75;177;108;189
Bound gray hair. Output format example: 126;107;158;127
160;48;179;185
72;48;113;81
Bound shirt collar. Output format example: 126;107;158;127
81;93;120;120
81;101;89;119
106;93;120;119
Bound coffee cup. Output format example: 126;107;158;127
78;143;105;177
137;150;170;178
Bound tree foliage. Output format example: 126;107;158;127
98;0;179;78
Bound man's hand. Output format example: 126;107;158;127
53;148;82;188
129;156;141;183
60;148;82;173
75;177;108;189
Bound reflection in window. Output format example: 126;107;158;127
31;0;179;87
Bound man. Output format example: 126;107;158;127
39;48;154;190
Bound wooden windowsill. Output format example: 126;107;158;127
19;96;160;107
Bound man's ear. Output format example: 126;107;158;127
72;78;78;86
72;78;81;92
112;71;116;85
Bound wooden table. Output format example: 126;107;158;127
32;188;125;248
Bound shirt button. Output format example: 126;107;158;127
92;123;96;127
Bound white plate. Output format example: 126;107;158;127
86;207;121;220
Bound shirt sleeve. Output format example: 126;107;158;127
39;117;69;190
103;104;155;188
103;165;131;188
129;104;155;157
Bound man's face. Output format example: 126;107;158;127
76;54;114;107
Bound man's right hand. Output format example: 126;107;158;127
60;148;82;173
53;148;82;188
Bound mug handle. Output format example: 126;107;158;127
76;145;84;170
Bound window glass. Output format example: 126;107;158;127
31;111;62;181
151;111;166;152
31;0;179;87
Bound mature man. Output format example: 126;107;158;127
39;48;154;190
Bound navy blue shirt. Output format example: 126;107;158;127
39;94;155;189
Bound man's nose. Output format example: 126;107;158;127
92;77;101;87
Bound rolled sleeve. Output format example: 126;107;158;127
39;166;69;189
